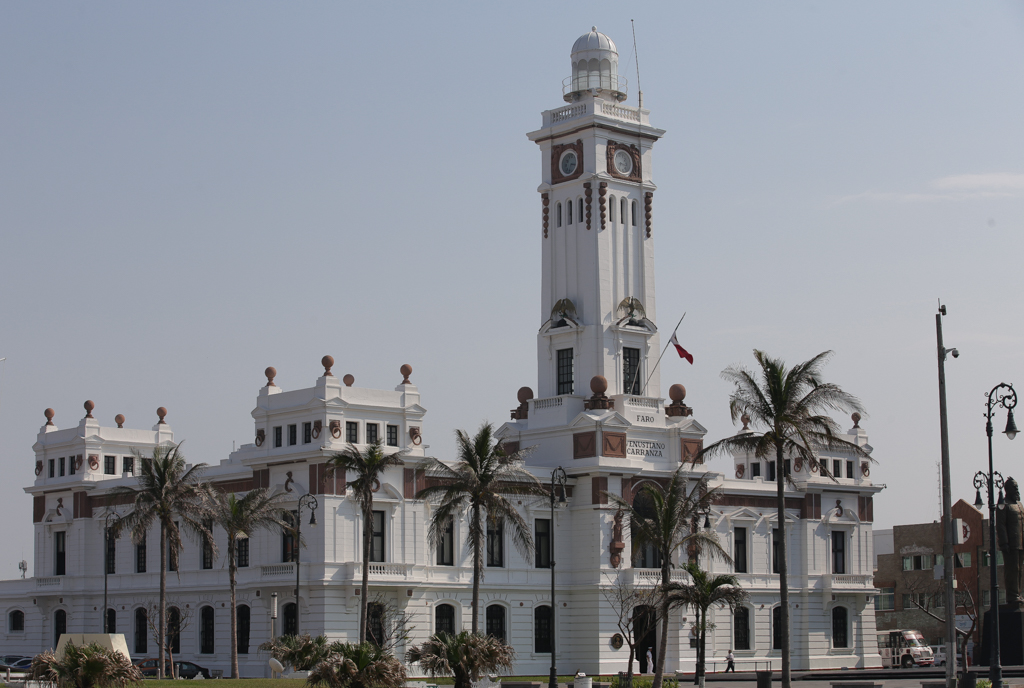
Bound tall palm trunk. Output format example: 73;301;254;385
776;442;790;688
653;558;671;688
360;503;371;643
471;504;481;634
228;537;238;679
158;523;167;680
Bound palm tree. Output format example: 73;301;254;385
308;642;407;688
211;488;288;678
666;563;749;687
607;469;727;688
416;423;547;633
699;350;866;688
259;634;332;672
32;641;143;688
407;631;516;688
109;443;215;680
326;439;407;643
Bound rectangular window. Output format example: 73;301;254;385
535;518;551;569
623;347;641;395
48;459;54;478
832;531;846;574
846;460;854;478
237;537;249;568
934;592;945;608
369;511;385;562
902;556;913;571
288;424;297;446
136;534;147;573
105;456;116;475
106;529;116;575
751;462;761;478
768;461;777;483
69;456;75;476
913;555;923;570
346;421;358;443
557;348;574;395
282;511;297;563
123;456;134;474
567;199;573;224
202;519;213;569
876;587;895;610
832;459;842;478
54;532;66;576
955;552;972;568
734;527;748;573
303;422;312;444
58;457;65;477
772;528;780;574
487;520;504;567
578;198;584;224
436;519;454;566
273;426;282;448
386;424;399;447
784;459;791;477
366;424;379;444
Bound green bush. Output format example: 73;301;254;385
976;681;991;688
610;676;678;688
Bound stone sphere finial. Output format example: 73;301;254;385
321;356;334;376
115;414;125;428
44;408;55;426
590;375;608;395
400;364;413;384
156;407;167;424
265;367;277;386
741;413;751;430
84;400;95;418
343;374;355;387
852;412;861;428
669;384;686;402
517;386;535;404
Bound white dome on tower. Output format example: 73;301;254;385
564;27;627;103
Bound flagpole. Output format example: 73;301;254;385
638;313;686;396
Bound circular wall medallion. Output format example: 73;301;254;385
371;479;381;493
614;149;633;175
735;464;745;479
559;150;578;176
611;633;624;649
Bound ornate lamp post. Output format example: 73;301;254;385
270;592;278;640
548;467;567;688
103;510;121;633
294;493;318;636
973;382;1017;688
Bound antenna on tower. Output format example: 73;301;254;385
631;19;642;108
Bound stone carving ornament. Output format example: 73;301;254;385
551;139;584;184
606;141;642;182
997;477;1024;604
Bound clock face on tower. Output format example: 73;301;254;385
614;149;632;175
560;151;578;176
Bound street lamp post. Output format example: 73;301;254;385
935;304;958;688
974;382;1017;688
549;467;567;688
103;511;121;633
270;592;278;640
294;493;318;636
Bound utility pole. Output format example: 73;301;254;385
936;304;957;688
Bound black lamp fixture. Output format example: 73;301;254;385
1004;409;1018;440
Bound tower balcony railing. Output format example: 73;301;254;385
562;74;628;102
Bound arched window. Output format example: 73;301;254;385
588;58;600;88
534;605;552;653
578;199;584;224
134;608;147;654
200;606;214;654
567;200;573;225
54;609;66;648
734;607;750;651
168;607;181;654
435;604;455;635
237;605;250;655
106;608;116;634
283;602;297;636
600;59;612;90
631;490;662;568
832;606;848;648
485;604;506;642
631;200;638;226
632;606;656;673
621;198;627;225
772;606;783;650
8;610;24;632
609;196;617;223
367;602;384;648
556;202;562;228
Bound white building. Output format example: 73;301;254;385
0;28;883;677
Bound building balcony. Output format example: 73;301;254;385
35;576;63;590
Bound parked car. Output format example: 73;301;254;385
9;659;32;671
133;658;171;678
0;655;26;667
931;646;964;666
175;661;210;679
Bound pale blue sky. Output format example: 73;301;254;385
2;2;1023;574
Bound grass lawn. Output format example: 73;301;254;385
142;677;601;687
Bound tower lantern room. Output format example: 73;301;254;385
564;27;627;103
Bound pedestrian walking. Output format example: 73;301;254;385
725;649;735;673
646;648;654;674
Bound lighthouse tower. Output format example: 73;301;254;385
527;27;667;401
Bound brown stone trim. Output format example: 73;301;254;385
535;123;661;145
804;493;821;520
681;438;704;464
573;431;597;460
606;141;642;182
603;431;627;458
592;476;608;505
598;182;608;229
72;491;92;519
584;182;593;229
213;478;255;494
551;139;584;184
859;495;874;522
33;496;45;523
404;468;415;499
542;193;550;238
621;477;633;505
501;441;521;455
644;192;653;238
253;468;270;490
